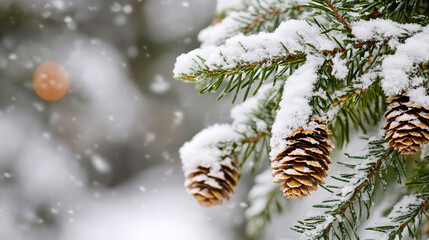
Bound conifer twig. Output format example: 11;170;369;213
324;0;353;33
320;148;394;238
366;194;429;240
389;199;429;238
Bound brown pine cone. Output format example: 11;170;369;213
271;119;333;199
185;155;240;206
383;93;429;155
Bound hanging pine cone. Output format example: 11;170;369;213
271;119;333;199
185;155;240;207
383;93;429;155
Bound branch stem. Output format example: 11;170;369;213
324;0;353;33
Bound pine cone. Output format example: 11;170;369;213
271;119;333;199
185;155;240;207
383;94;429;155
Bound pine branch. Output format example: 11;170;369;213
175;17;422;102
321;149;394;238
174;18;339;89
176;50;306;82
366;194;429;240
177;0;429;238
292;139;403;240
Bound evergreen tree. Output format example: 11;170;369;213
174;0;429;239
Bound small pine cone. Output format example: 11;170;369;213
271;119;333;199
185;155;240;207
383;94;429;155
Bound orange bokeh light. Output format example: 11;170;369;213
33;61;69;101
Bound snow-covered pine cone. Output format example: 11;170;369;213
383;93;429;155
185;155;240;207
271;118;333;199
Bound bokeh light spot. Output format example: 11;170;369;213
33;61;69;101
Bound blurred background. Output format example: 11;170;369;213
0;1;385;240
0;0;249;239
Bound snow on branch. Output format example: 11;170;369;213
173;19;338;81
366;194;429;240
174;18;424;105
380;25;429;96
351;19;422;42
200;0;309;47
270;56;324;159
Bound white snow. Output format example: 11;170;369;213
150;74;171;94
180;124;240;175
270;56;324;159
123;4;133;14
331;55;348;79
351;19;421;42
381;25;429;96
357;69;379;89
408;87;429;108
173;110;185;127
91;154;112;173
174;19;338;79
52;0;65;10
